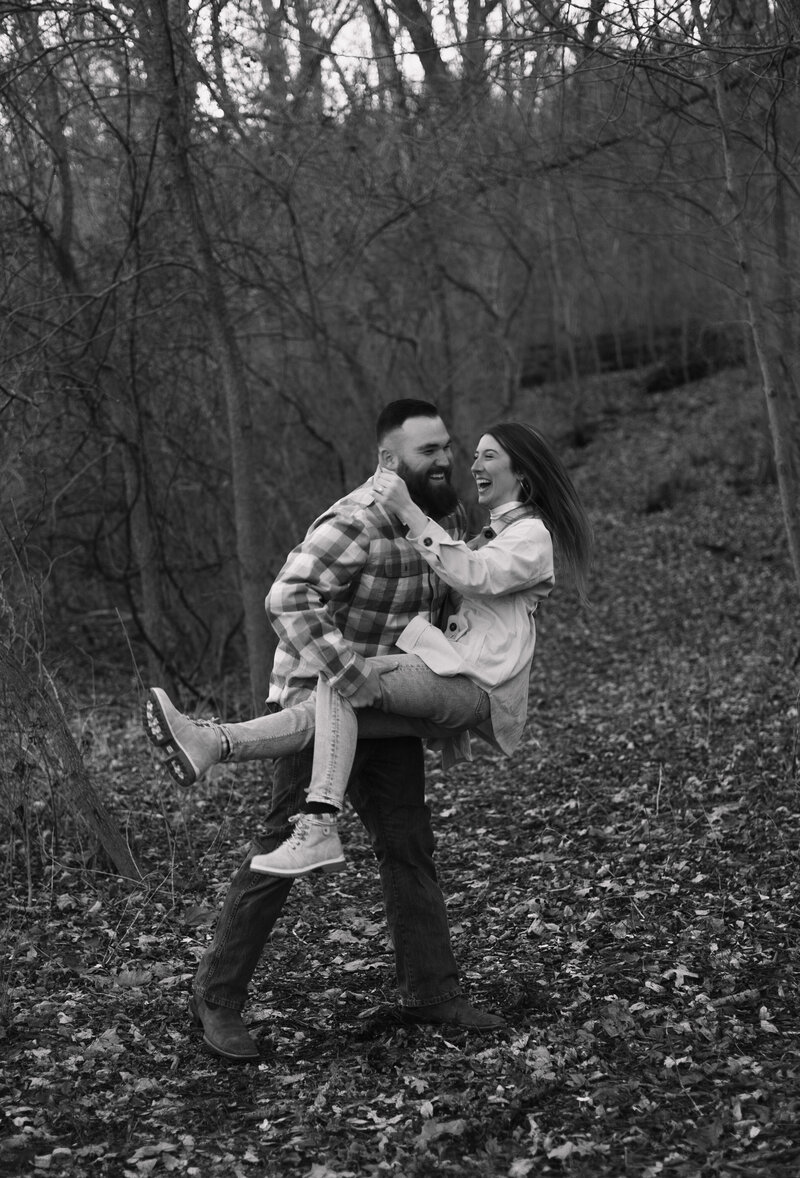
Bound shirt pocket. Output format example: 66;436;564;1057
374;548;419;580
352;543;424;614
441;612;486;661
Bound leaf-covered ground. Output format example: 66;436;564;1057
3;371;799;1178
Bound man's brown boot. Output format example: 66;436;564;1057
189;996;259;1061
401;997;506;1031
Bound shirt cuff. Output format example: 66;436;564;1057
325;655;368;698
406;517;440;545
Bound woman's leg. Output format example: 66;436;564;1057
143;687;318;786
143;673;421;791
248;680;357;876
366;654;490;732
304;678;358;808
304;656;489;807
145;656;487;794
249;657;491;877
224;699;318;762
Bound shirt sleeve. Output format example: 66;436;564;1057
406;516;554;597
265;509;372;697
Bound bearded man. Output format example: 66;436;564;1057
189;400;505;1061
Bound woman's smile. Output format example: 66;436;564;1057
471;434;520;510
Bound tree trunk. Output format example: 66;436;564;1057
115;432;178;694
362;0;407;110
0;645;141;881
17;7;174;692
258;0;290;108
136;0;275;710
390;0;450;94
691;0;800;598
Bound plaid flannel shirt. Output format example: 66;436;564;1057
265;479;467;707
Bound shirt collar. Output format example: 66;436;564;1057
489;500;524;522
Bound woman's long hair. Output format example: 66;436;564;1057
487;422;593;604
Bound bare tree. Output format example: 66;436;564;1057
688;0;800;590
1;6;178;690
134;0;275;709
0;643;140;880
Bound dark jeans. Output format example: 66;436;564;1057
193;735;462;1011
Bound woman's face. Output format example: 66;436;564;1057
471;433;519;510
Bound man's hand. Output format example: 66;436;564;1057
348;663;387;708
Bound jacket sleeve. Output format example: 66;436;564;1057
265;509;372;697
406;516;554;597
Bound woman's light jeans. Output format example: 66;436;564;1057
220;653;490;810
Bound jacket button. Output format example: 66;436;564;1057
448;622;457;631
423;537;432;546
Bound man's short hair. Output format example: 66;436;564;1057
376;399;440;444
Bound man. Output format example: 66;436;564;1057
190;399;505;1061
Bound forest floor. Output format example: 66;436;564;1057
2;367;799;1178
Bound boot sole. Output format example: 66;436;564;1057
400;1009;506;1031
142;689;199;786
250;857;347;877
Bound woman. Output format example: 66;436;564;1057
143;423;591;877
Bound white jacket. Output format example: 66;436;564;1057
396;508;554;757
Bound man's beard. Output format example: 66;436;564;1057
398;462;459;519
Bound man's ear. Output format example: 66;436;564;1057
379;447;398;471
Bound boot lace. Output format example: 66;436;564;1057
190;715;230;759
283;813;313;848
